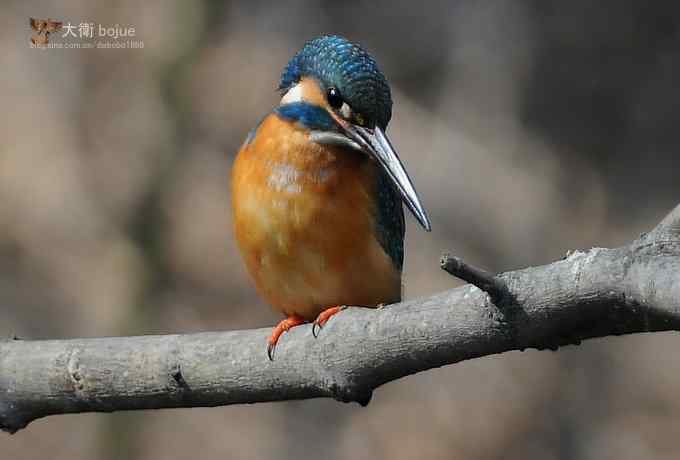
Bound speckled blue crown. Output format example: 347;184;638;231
279;35;393;130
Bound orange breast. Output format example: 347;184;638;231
231;113;401;320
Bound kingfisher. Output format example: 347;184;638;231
231;35;431;359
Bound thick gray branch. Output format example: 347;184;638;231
1;205;679;434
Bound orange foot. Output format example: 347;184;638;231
312;305;347;338
267;315;306;361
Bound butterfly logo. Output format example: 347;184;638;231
30;18;62;45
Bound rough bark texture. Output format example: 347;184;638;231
1;205;679;434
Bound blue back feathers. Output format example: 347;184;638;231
374;168;405;270
279;35;392;130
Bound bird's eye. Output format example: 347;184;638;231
327;87;343;109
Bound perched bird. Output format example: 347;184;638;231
232;35;431;359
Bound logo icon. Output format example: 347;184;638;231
30;17;62;45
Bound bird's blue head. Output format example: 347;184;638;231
275;35;431;231
279;35;392;130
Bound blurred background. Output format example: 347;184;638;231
2;0;680;459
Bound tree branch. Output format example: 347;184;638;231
1;205;679;434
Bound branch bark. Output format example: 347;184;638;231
1;205;679;434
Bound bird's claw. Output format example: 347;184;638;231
312;305;346;338
266;315;306;360
312;321;322;338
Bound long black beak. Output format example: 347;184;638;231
345;124;432;231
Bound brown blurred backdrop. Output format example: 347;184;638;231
3;1;680;459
